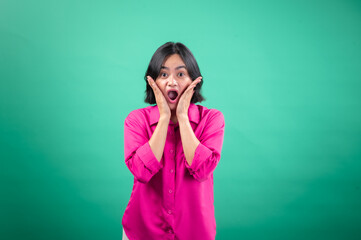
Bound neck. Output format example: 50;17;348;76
170;113;178;123
170;110;177;124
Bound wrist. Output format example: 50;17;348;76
177;114;189;122
159;115;170;123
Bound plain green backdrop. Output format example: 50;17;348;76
1;0;361;239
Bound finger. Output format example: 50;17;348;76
147;76;166;102
194;76;202;82
192;77;202;87
147;76;158;92
186;77;202;92
146;76;151;87
147;76;154;87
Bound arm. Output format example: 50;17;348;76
149;116;169;162
179;110;225;182
124;112;169;183
178;115;200;166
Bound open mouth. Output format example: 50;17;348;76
167;90;179;102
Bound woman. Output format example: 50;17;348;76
122;42;225;240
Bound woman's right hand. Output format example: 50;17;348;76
147;76;171;120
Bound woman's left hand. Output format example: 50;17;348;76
176;77;202;118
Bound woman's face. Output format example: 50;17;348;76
155;54;192;110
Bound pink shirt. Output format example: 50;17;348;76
122;103;225;240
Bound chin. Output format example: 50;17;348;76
168;102;177;110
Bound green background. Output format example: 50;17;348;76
1;0;361;239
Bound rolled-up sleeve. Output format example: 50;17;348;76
185;110;225;182
124;112;163;183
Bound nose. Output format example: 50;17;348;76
167;76;177;86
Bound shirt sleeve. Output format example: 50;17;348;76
124;111;163;183
185;110;225;182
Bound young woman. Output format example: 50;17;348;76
122;42;225;240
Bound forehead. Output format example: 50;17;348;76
162;54;186;68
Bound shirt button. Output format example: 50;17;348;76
168;210;172;214
169;189;172;194
170;149;174;153
168;229;173;234
170;169;174;173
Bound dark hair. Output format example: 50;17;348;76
144;42;205;104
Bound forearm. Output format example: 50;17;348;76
149;117;169;162
178;115;200;166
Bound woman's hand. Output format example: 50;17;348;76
147;76;171;119
176;77;202;118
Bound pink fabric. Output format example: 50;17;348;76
122;103;225;240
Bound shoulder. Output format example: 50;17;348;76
124;105;153;125
126;106;150;118
197;104;224;120
196;104;225;126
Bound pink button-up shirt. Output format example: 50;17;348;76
122;103;225;240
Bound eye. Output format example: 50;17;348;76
161;72;168;77
178;72;185;77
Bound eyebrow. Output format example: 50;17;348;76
161;65;186;70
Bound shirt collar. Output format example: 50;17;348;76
149;103;200;126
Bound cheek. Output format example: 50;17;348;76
181;83;192;92
155;81;164;90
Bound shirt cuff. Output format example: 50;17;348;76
137;141;163;174
185;142;213;173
